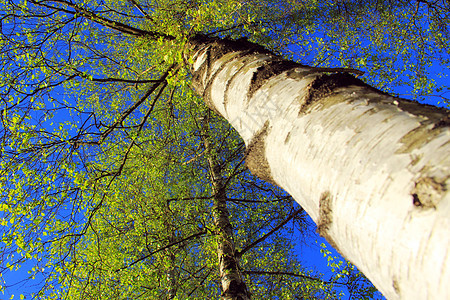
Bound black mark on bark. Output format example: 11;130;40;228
412;193;422;207
222;278;249;300
432;115;450;129
317;191;340;252
392;277;401;296
300;73;368;113
190;34;272;63
284;132;291;144
317;191;333;234
245;121;277;186
248;60;300;99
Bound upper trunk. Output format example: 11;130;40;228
186;35;450;299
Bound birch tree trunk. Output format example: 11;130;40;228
201;116;250;300
187;35;450;299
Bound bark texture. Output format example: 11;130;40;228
201;117;250;300
187;35;450;300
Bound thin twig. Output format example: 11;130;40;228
237;208;303;258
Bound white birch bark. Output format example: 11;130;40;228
187;35;450;300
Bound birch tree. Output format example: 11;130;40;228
186;34;449;299
1;0;449;299
48;108;352;299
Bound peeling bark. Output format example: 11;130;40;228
187;35;450;299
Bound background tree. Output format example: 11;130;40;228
1;0;448;299
41;105;370;299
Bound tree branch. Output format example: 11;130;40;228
127;0;153;20
31;0;174;39
115;231;207;272
237;208;303;258
100;64;177;142
242;270;344;285
84;76;162;84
